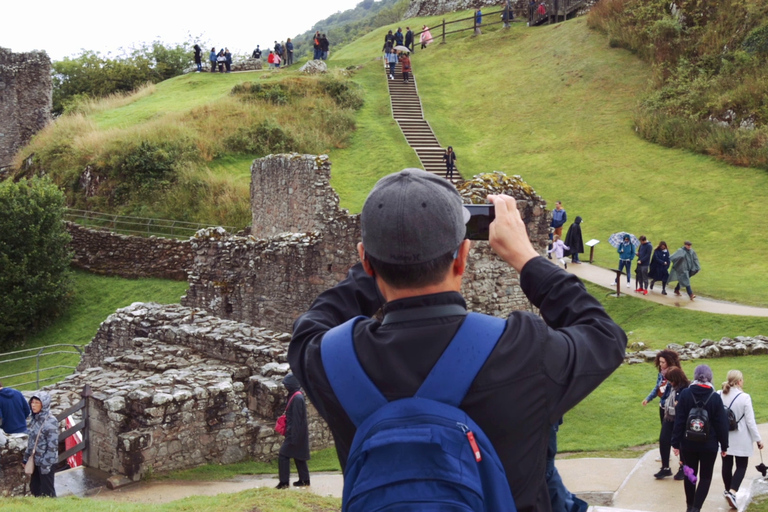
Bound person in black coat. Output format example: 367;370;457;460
672;365;729;512
563;216;584;264
649;241;671;295
404;27;414;51
193;44;202;72
276;373;311;489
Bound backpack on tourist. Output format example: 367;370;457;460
663;387;677;422
321;312;517;512
685;390;715;442
724;392;744;431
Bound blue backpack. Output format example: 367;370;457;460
321;312;517;512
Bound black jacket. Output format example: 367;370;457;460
289;256;626;512
405;30;414;46
672;383;729;453
636;242;652;266
563;216;584;255
279;374;310;460
320;36;330;52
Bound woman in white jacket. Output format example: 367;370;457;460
720;370;763;509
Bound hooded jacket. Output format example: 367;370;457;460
24;391;59;474
563;216;584;255
668;246;700;287
0;386;31;434
279;374;310;460
617;241;635;261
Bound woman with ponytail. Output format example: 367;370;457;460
719;370;763;509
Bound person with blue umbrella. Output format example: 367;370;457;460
616;234;636;288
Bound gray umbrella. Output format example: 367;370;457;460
393;45;410;53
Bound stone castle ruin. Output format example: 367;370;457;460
0;47;51;172
1;154;550;495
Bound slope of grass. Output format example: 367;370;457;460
0;270;187;390
329;14;768;306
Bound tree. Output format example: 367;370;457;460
0;178;72;348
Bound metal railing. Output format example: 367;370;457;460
55;385;92;465
64;208;239;240
0;344;83;389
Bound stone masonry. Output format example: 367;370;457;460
0;47;51;171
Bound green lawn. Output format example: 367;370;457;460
2;488;340;512
0;271;187;390
329;14;768;307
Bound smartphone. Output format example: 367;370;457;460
464;204;495;240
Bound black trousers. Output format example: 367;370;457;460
278;455;309;484
680;449;717;509
30;465;56;497
722;454;749;492
659;409;673;467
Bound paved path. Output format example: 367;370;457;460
66;424;768;512
564;261;768;317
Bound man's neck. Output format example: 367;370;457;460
377;278;460;303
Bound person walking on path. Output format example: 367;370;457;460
669;241;701;300
275;373;311;489
209;47;217;72
616;234;636;288
719;370;763;509
289;168;627;511
635;235;652;294
649;241;671;295
420;26;433;49
475;9;483;35
0;380;30;434
399;51;412;83
404;27;414;51
285;39;294;66
193;44;202;72
662;366;690;481
563;216;584;264
672;365;729;512
23;391;59;498
383;30;396;51
442;146;457;180
548;234;570;269
642;349;681;479
384;48;397;80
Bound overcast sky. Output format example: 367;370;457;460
3;0;368;61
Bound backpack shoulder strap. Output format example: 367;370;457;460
416;312;506;406
321;316;387;427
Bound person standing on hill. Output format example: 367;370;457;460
285;38;294;66
635;235;652;295
313;31;322;60
550;201;567;238
563;216;584;264
395;28;404;46
649;241;671;295
252;45;261;60
267;50;276;70
275;373;311;489
442;146;457;180
0;380;30;434
475;8;483;34
399;51;412;83
320;34;330;60
405;27;414;51
193;44;202;72
216;50;226;73
383;30;396;51
23;391;59;498
224;48;232;73
669;241;700;300
209;47;217;72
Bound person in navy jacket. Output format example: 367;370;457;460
649;241;671;295
634;235;652;294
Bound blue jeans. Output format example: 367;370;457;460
547;424;588;512
571;252;580;262
389;62;396;75
313;48;322;60
675;283;693;296
618;259;632;283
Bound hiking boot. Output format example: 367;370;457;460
724;490;737;509
662;290;668;295
293;480;311;487
674;467;685;480
689;294;696;301
654;467;673;479
674;290;682;296
275;482;289;489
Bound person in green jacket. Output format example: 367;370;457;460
616;235;636;288
669;241;701;300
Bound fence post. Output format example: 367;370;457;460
81;384;93;467
36;347;44;388
442;19;446;44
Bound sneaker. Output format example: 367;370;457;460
276;482;289;489
635;288;643;293
627;283;632;288
654;467;673;479
674;467;685;480
662;290;668;295
643;290;648;295
689;294;696;301
674;290;682;296
612;281;617;286
293;480;311;487
724;490;737;509
389;74;393;79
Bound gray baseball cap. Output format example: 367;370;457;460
361;169;471;265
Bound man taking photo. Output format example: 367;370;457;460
289;169;626;512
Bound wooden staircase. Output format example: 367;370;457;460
385;61;458;182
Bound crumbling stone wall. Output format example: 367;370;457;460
0;47;51;170
70;302;331;481
66;222;194;280
183;154;549;329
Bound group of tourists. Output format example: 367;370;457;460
643;353;762;511
201;47;232;73
310;31;331;61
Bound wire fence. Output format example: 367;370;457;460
0;344;84;390
64;208;239;240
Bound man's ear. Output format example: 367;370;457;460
358;242;375;276
453;239;472;276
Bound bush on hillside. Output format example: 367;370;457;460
224;120;297;154
588;0;768;170
0;178;72;349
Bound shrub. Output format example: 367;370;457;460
0;178;72;349
224;119;297;155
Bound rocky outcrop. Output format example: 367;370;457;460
625;335;768;364
299;60;327;74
